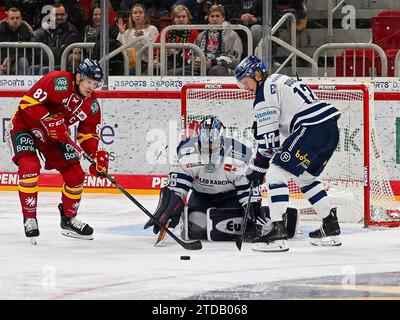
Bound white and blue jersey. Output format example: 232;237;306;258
253;74;341;157
166;137;255;205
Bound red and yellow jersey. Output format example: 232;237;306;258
12;70;101;153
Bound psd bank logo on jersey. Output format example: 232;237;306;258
54;77;69;92
13;132;36;153
215;217;243;235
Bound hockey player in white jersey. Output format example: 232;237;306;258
234;55;342;252
144;116;265;242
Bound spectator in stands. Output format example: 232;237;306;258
54;0;84;34
83;3;102;42
5;0;49;30
84;1;119;41
33;3;81;72
153;4;199;75
273;0;308;32
0;7;33;75
116;3;159;75
229;0;263;51
119;0;153;16
191;4;243;76
84;2;124;75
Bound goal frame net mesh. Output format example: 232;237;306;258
181;83;400;227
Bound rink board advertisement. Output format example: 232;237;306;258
0;76;400;196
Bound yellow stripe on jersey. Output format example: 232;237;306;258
19;95;40;110
77;132;99;145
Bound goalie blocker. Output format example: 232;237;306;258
181;206;299;241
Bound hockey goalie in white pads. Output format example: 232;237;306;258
235;55;342;252
144;116;267;243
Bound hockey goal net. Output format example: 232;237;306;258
181;83;400;227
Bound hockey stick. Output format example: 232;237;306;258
154;220;169;246
67;139;202;251
235;181;254;251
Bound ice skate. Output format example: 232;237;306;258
59;204;94;240
309;208;342;246
252;220;289;252
24;217;39;245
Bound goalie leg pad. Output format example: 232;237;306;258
284;207;299;239
181;208;208;240
206;207;244;241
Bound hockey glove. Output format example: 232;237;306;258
246;156;269;187
144;187;184;234
89;150;109;177
41;114;69;143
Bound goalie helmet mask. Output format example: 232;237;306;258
234;55;267;87
198;116;225;167
76;58;104;88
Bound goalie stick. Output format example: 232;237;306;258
235;181;254;251
154;221;170;246
67;139;202;251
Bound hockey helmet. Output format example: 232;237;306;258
198;116;225;159
76;58;104;84
234;55;267;83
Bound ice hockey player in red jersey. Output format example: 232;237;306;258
8;58;109;244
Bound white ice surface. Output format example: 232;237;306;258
1;191;400;300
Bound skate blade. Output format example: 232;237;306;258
61;229;94;240
310;236;342;247
252;240;289;252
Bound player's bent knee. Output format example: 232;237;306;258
17;156;41;178
62;164;85;187
295;170;318;188
266;163;293;184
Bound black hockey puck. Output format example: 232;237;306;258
180;255;191;260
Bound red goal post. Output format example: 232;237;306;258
180;82;400;227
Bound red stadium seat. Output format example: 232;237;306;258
336;49;383;77
0;9;7;21
377;11;400;17
371;16;400;50
385;48;400;76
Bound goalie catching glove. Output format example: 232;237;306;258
144;187;185;234
89;150;109;177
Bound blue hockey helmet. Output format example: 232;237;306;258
76;58;104;83
198;116;225;157
234;55;267;82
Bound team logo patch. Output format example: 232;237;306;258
31;129;46;143
91;99;100;114
54;77;68;92
13;132;36;154
62;143;80;162
215;217;243;235
224;164;238;172
280;151;291;162
205;163;216;173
